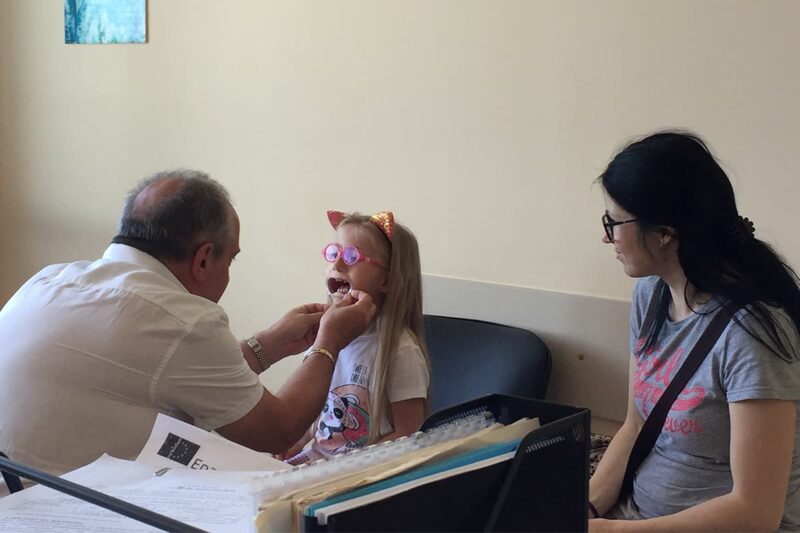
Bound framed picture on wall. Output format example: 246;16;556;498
65;0;147;44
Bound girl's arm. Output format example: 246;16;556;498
591;398;796;532
375;398;426;443
589;355;645;516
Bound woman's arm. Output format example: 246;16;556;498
590;355;645;516
375;398;425;443
591;399;796;532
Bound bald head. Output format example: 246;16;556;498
114;170;235;262
130;177;184;217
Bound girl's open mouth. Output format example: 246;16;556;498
327;278;351;295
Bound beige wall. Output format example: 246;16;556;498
1;1;799;407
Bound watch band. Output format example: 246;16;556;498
245;336;271;371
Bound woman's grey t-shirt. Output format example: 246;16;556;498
630;276;800;530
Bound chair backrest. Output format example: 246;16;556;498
423;314;551;413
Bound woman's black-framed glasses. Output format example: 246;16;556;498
602;213;637;241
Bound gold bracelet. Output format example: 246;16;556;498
302;347;336;367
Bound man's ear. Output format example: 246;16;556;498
191;242;215;282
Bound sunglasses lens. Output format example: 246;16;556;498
323;244;339;262
342;246;360;265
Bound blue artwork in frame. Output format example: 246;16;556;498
65;0;147;44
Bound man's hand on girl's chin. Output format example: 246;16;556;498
316;291;376;352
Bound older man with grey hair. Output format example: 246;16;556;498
0;170;375;478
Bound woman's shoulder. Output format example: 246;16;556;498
631;276;663;319
732;304;795;334
633;275;661;298
719;304;800;400
726;304;800;358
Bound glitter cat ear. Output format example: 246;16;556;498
369;211;394;241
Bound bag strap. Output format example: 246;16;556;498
620;305;737;498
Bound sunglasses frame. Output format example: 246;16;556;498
322;243;388;268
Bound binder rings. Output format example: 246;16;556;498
302;394;590;532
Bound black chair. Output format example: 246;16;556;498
423;314;551;413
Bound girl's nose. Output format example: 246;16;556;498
602;233;612;244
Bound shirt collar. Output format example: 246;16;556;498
102;243;187;292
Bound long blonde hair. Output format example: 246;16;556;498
334;212;430;444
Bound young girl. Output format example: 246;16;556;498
589;131;800;532
285;210;430;464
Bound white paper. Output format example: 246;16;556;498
0;455;261;532
136;414;288;472
0;416;291;532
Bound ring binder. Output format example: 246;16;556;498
250;410;496;506
303;394;590;532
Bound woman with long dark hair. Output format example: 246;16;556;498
589;131;800;531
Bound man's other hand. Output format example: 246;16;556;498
258;303;327;362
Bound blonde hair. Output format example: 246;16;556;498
334;212;430;444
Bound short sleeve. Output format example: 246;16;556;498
154;309;264;430
722;309;800;403
386;334;430;403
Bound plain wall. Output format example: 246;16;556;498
1;1;798;420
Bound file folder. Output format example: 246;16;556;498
302;393;590;532
306;439;521;525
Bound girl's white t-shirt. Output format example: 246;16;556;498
302;328;429;461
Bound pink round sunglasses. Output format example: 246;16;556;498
322;243;387;268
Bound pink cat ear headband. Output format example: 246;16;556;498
327;210;395;241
